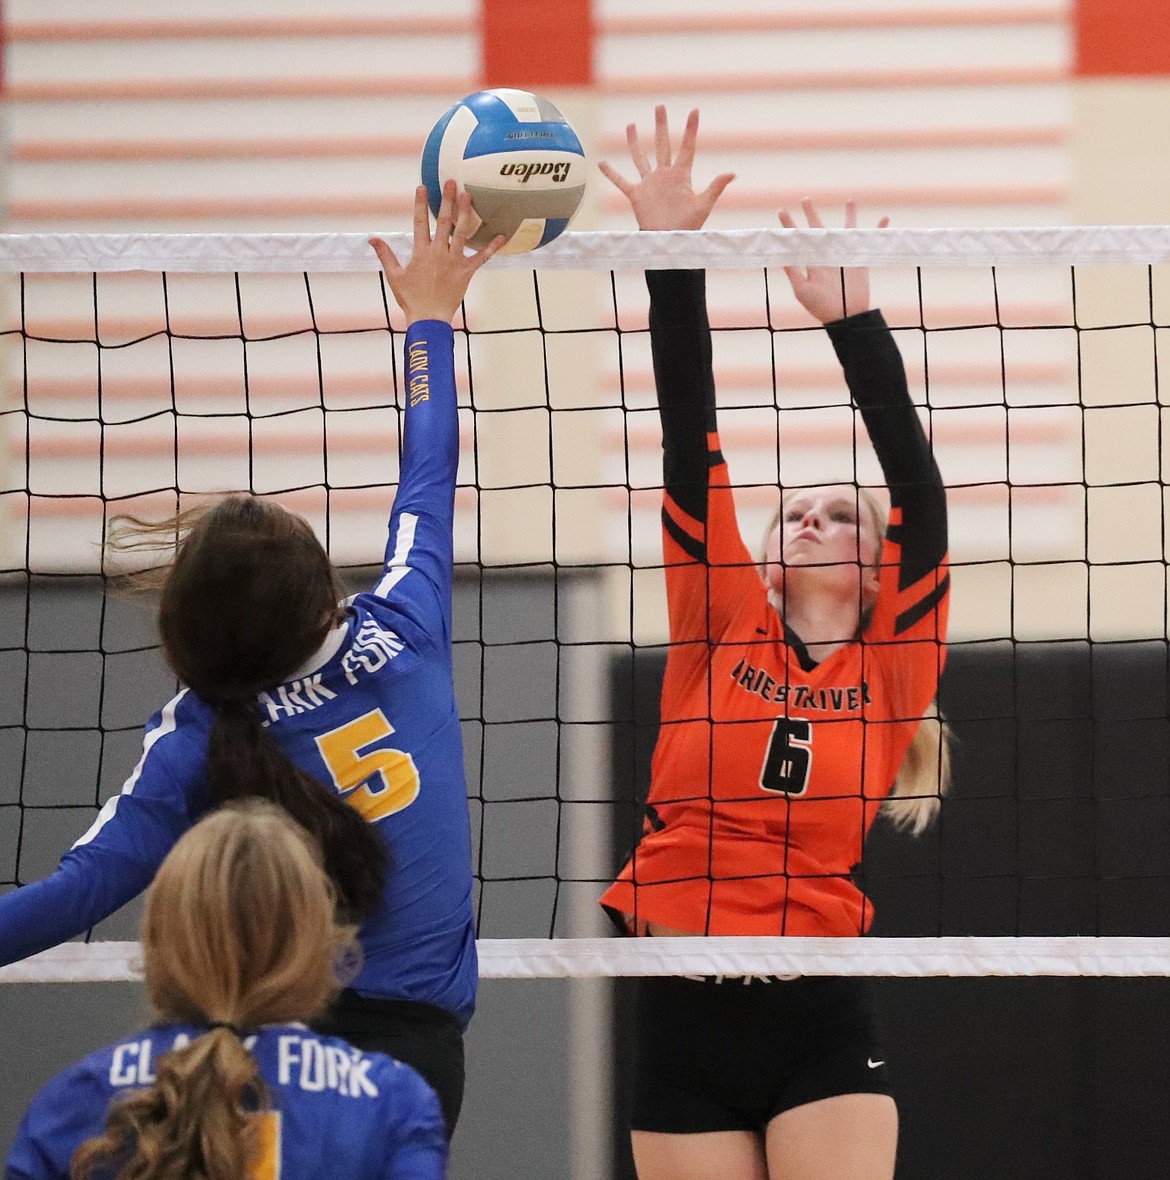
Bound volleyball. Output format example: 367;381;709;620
421;88;587;254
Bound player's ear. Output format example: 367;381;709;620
862;562;881;607
761;520;784;594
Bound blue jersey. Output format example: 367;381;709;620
0;321;478;1026
5;1023;446;1180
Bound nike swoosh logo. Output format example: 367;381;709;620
867;1058;885;1069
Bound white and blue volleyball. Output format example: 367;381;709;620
421;88;586;254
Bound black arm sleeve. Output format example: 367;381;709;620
646;269;719;524
824;309;948;588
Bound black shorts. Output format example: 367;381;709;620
312;989;465;1137
630;974;892;1135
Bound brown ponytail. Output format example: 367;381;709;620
207;702;385;921
108;495;386;920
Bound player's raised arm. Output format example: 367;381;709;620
599;107;756;640
779;198;947;599
598;106;727;457
364;183;503;626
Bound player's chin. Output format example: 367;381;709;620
787;562;864;591
784;532;828;554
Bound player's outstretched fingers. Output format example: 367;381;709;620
653;104;672;168
598;159;635;196
838;199;889;231
467;234;507;274
451;191;477;253
434;178;458;239
800;197;825;230
410;185;432;248
776;208;807;287
675;108;701;172
698;170;736;220
627;120;651;177
369;236;404;284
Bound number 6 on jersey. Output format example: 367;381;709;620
315;709;421;822
760;717;813;797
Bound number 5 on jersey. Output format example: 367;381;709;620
315;709;420;822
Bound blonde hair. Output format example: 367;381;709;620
71;801;357;1180
883;704;952;836
762;487;951;836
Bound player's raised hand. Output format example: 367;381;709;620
778;198;889;324
599;105;735;231
369;181;505;325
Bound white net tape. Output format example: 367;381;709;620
4;225;1170;274
4;938;1170;985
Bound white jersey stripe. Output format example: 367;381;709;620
374;512;419;598
72;690;187;849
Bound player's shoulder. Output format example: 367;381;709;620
23;1054;101;1115
142;688;215;756
25;1023;167;1118
347;591;395;623
341;593;417;647
8;1054;111;1180
131;689;215;786
364;1052;446;1144
346;589;444;656
369;1048;440;1106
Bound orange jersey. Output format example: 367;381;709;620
601;271;949;937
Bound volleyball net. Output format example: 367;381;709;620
4;226;1170;983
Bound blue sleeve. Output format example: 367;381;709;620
5;1119;63;1180
382;1066;448;1180
5;1069;106;1180
0;694;203;967
370;320;459;649
3;1118;61;1180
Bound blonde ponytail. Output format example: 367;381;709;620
880;702;952;836
71;1029;265;1180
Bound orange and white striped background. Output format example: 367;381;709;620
3;0;1169;644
